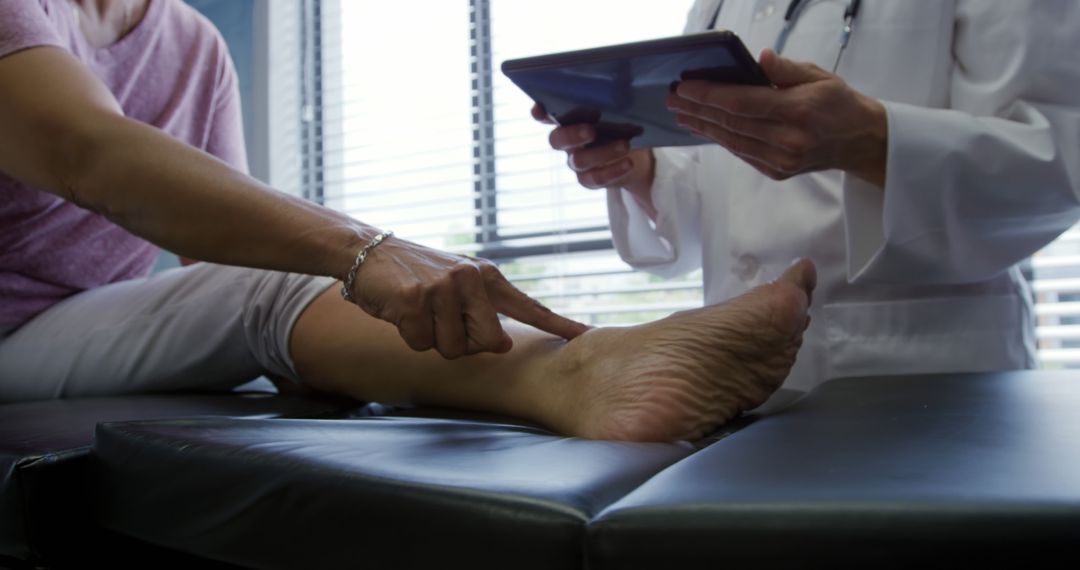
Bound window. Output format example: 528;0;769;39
1032;230;1080;368
313;0;701;326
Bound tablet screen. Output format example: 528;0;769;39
502;31;769;149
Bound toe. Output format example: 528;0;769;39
779;258;817;302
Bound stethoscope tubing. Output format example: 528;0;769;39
707;0;862;72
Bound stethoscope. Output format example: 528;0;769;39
706;0;862;73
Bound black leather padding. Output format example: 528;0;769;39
92;416;694;570
587;371;1080;569
0;391;348;565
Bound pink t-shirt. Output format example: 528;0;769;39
0;0;247;329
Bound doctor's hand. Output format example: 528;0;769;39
666;49;888;188
531;104;659;220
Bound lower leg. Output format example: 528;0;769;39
291;298;569;428
290;259;816;441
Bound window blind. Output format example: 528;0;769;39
313;0;702;326
1033;229;1080;367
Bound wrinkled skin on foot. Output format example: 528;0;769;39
557;259;816;442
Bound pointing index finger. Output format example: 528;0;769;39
489;279;590;340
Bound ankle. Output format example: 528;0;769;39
540;327;629;435
470;332;581;432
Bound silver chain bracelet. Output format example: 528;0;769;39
340;230;394;302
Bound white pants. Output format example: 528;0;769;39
0;263;335;402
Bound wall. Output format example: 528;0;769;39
186;0;256;160
155;0;257;272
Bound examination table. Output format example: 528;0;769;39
3;371;1080;569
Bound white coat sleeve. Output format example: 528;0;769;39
605;0;717;279
843;0;1080;284
608;146;706;279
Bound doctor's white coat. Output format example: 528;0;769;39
607;0;1080;392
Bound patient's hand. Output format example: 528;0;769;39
345;234;589;359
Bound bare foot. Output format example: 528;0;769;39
549;258;816;441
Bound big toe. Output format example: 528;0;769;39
766;258;815;336
778;258;817;298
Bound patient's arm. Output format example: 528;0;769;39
0;48;357;278
0;46;586;356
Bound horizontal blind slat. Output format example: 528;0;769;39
1033;278;1080;295
1037;349;1080;365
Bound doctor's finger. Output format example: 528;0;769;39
668;100;806;150
677;114;805;178
531;103;555;125
735;151;791;181
577;158;635;189
672;80;786;119
707;134;791;180
548;124;596;151
567;139;630;172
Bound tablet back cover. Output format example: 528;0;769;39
502;31;769;149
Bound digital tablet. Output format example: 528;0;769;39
502;31;770;149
